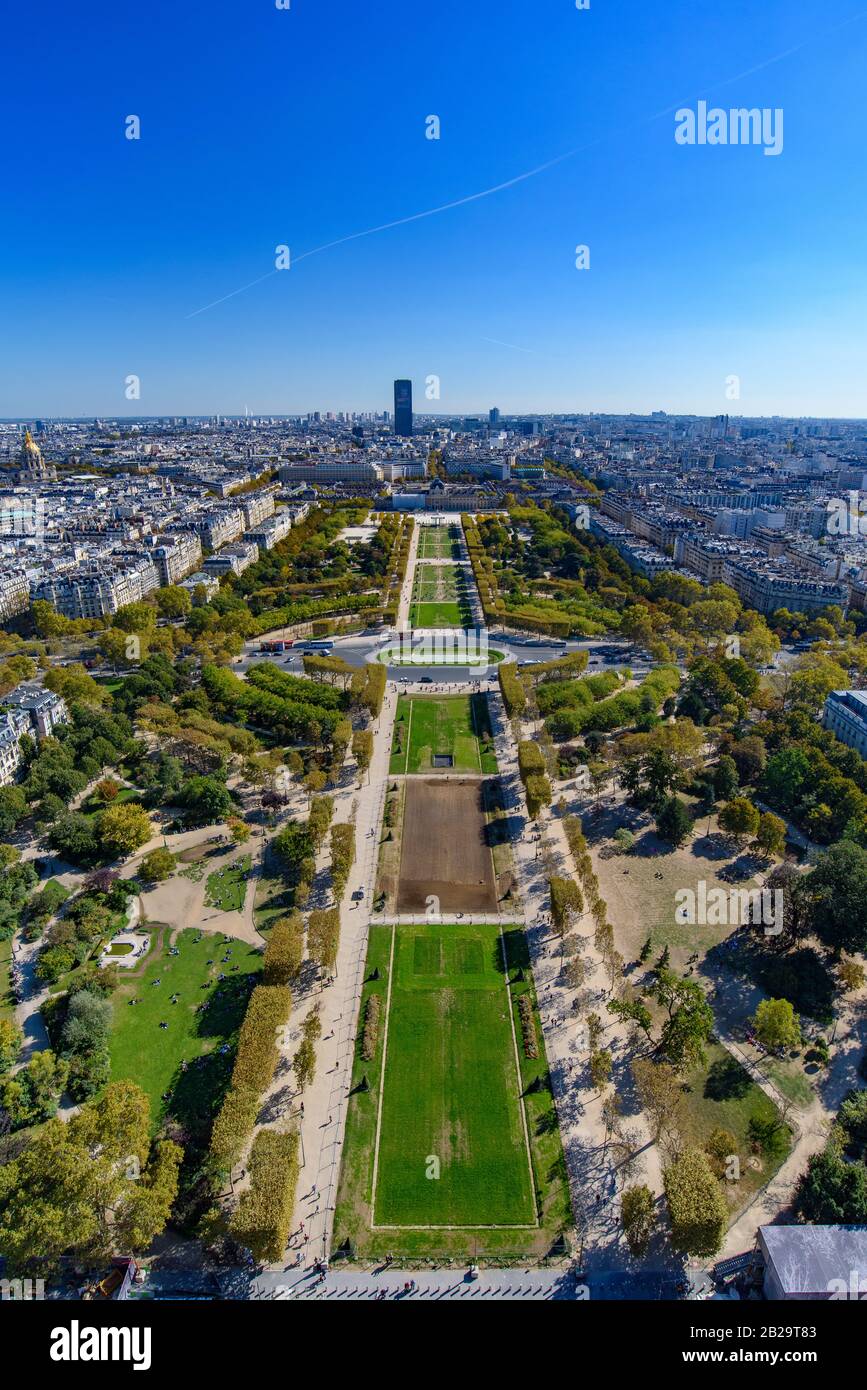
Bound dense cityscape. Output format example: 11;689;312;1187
0;388;865;1330
5;0;867;1367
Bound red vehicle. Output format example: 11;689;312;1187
259;639;293;653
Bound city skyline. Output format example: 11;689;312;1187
4;0;867;417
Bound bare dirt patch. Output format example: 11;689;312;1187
397;778;498;912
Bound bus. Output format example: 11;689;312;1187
304;640;334;654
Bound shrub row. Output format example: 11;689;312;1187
360;993;382;1061
518;741;546;778
263;913;304;986
518;995;538;1059
229;1129;301;1263
330;822;356;899
207;984;292;1181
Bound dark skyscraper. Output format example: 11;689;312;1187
394;379;413;437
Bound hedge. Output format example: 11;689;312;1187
330;822;356;898
498;662;526;716
263;914;305;986
663;1148;728;1257
229;1129;300;1263
518;741;546;778
230;985;293;1096
524;772;553;819
518;995;538;1059
208;1084;260;1177
549;876;584;934
360;993;382;1061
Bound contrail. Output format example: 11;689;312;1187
185;5;867;320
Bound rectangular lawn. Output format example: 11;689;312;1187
390;693;497;775
410;600;468;628
373;924;536;1227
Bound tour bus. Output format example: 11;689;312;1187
305;639;334;654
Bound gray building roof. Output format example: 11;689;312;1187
760;1224;867;1295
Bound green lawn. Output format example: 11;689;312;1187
678;1042;793;1213
205;855;251;912
390;694;498;774
108;928;263;1133
374;924;535;1226
80;786;143;821
410;600;469;628
417;528;461;559
333;924;570;1259
379;646;504;667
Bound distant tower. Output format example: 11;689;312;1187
394;379;413;437
489;407;500;425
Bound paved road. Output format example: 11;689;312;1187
238;630;652;687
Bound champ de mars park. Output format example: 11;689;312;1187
2;501;866;1314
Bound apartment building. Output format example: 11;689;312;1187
239;489;277;529
245;511;293;550
152;531;202;585
32;554;160;619
2;683;69;739
192;507;245;550
0;570;31;622
202;540;259;577
723;561;848;617
823;690;867;760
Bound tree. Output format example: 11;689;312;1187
799;840;867;955
0;1018;22;1073
729;735;767;785
589;1049;612;1090
613;827;635;855
718;796;760;843
60;990;112;1054
650;970;715;1071
608;996;653;1040
97;802;152;859
663;1148;728;1257
0;1080;181;1274
177;775;233;827
227;817;251;845
302;769;327;806
139;847;176;883
754;811;787;860
293;1037;316;1092
838;958;866;993
621;1183;655;1257
0;1050;69;1128
549;877;583;937
263;914;305;985
154;585;192;621
655;796;692;846
712;756;739;802
351;729;374;782
751;998;801;1053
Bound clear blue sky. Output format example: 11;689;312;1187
3;0;867;418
